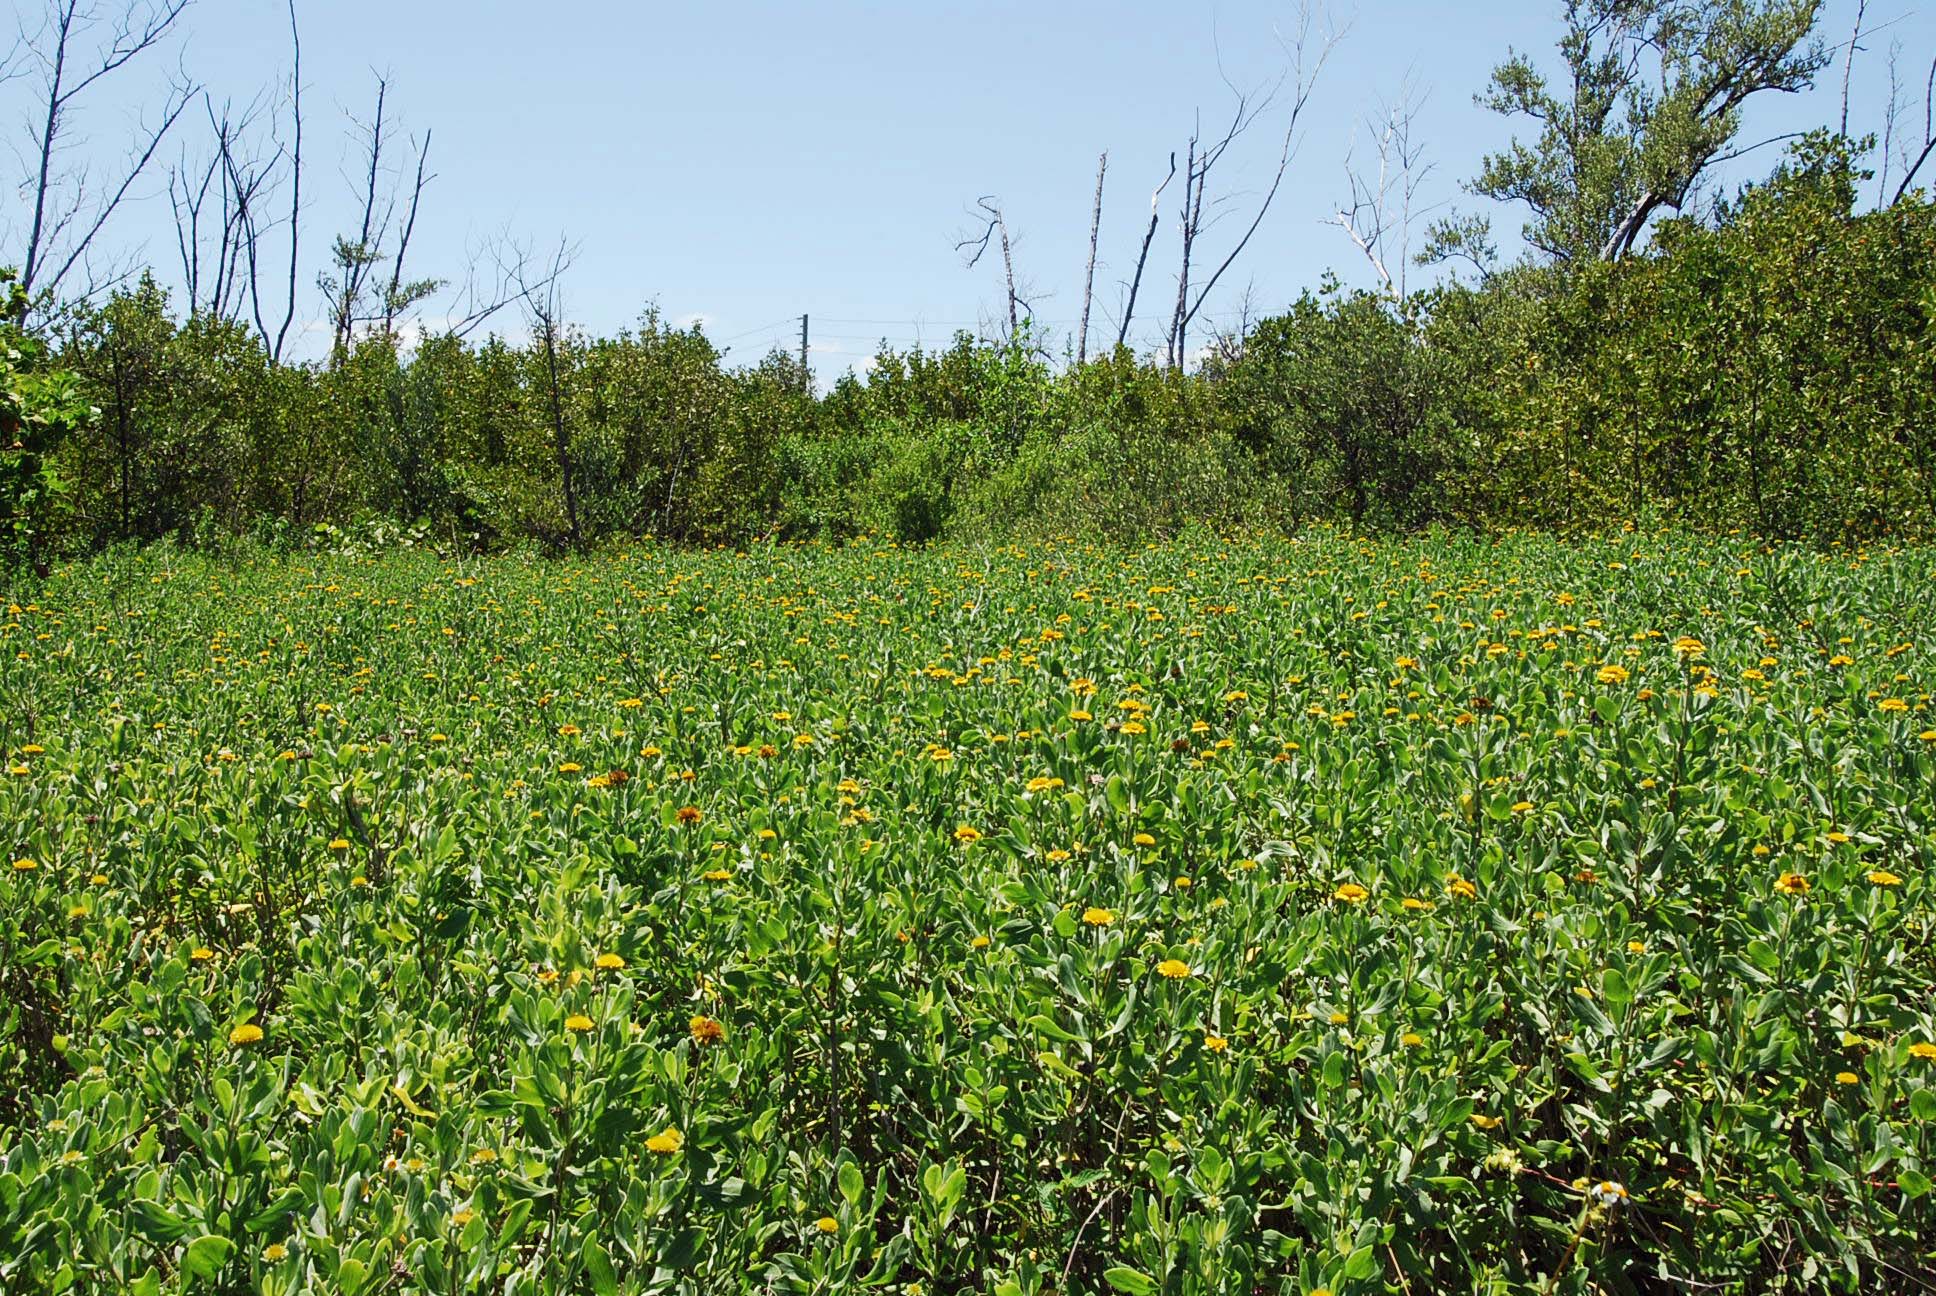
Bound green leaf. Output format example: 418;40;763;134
336;1259;369;1296
181;1235;234;1283
838;1161;864;1206
1103;1266;1158;1295
582;1236;619;1296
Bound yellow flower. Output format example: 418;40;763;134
1909;1042;1936;1061
1155;959;1191;979
1203;1034;1228;1052
451;1207;476;1226
1469;1113;1502;1130
1510;800;1535;814
645;1126;684;1154
703;868;733;881
1401;896;1429;911
971;934;991;949
469;1148;498;1164
1400;1032;1424;1048
1173;875;1191;889
565;1014;595;1033
327;838;350;851
1445;876;1477;901
1627;940;1646;954
689;1015;725;1045
675;805;703;824
1825;831;1851;844
190;947;214;962
953;825;982;843
815;1215;839;1235
595;952;626;970
1773;872;1810;896
1328;1011;1349;1025
1835;1071;1859;1085
1081;906;1114;926
10;858;36;871
228;1023;264;1047
1596;664;1630;685
1879;698;1908;712
261;1243;288;1262
1867;870;1902;887
1333;882;1369;904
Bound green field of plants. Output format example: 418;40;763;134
3;530;1935;1295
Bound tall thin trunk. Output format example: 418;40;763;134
1078;151;1106;363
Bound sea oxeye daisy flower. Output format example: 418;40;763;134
1774;872;1810;896
10;858;36;871
645;1127;683;1154
953;825;982;843
675;806;703;824
1910;1042;1936;1061
1081;907;1114;926
261;1243;288;1262
1334;882;1369;904
228;1023;264;1047
1203;1034;1228;1052
1868;870;1902;887
565;1014;594;1033
1400;1032;1424;1048
595;952;626;970
689;1015;725;1045
815;1216;839;1235
1155;959;1191;979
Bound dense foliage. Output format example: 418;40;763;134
0;141;1927;558
3;531;1935;1293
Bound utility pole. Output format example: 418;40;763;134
799;313;810;392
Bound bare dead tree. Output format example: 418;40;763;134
507;237;582;550
1891;53;1936;206
14;0;195;310
1116;153;1175;350
169;90;279;322
262;0;301;362
1839;0;1868;139
1331;79;1436;297
317;74;440;361
1166;1;1341;367
1077;151;1106;363
956;196;1019;340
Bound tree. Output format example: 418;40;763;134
1448;0;1827;264
10;1;194;309
0;269;93;569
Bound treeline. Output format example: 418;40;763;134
2;135;1930;561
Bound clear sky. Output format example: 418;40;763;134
11;0;1931;379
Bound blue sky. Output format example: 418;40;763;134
13;0;1932;378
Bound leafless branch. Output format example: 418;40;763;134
956;196;1020;340
1116;152;1174;350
